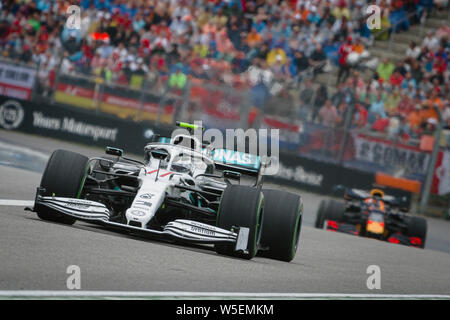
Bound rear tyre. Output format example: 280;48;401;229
315;199;345;228
315;200;326;228
36;149;89;225
408;216;427;248
259;189;303;262
215;185;264;260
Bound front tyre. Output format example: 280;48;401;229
215;185;264;260
408;216;427;248
35;149;89;225
260;189;303;262
315;199;345;229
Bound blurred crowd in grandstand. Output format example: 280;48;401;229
0;0;448;144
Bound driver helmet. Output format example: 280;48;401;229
370;189;385;199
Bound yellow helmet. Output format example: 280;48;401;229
370;189;385;198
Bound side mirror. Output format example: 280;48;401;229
150;149;169;160
106;146;123;157
223;170;241;181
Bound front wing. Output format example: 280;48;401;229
33;189;249;253
323;220;424;248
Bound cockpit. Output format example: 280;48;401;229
144;143;214;177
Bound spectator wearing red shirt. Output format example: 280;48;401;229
353;102;368;128
397;92;414;117
389;70;404;87
336;36;353;85
432;56;447;85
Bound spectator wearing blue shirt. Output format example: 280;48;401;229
252;17;267;34
369;92;387;124
307;7;321;24
80;0;91;9
94;0;112;11
132;12;146;33
36;0;51;12
96;41;113;59
401;72;417;90
435;45;448;64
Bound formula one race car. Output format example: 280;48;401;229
31;122;303;262
315;187;427;248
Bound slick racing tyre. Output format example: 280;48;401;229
315;199;345;229
407;216;427;248
36;149;89;225
259;189;303;262
315;200;326;228
215;185;264;260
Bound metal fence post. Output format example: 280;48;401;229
240;89;251;130
179;81;190;123
30;60;40;102
50;61;63;105
388;30;394;54
337;90;355;164
156;82;170;125
93;79;103;114
419;10;427;38
137;77;147;121
419;106;443;215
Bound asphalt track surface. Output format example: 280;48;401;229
0;129;449;295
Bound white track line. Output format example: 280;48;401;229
0;291;449;299
0;200;34;207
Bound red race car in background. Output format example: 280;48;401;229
315;187;427;248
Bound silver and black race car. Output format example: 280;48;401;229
315;187;427;248
31;122;303;261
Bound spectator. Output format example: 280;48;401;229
391;0;410;32
394;60;407;76
336;36;354;84
408;103;423;136
298;78;314;119
331;83;347;107
309;44;326;77
374;9;391;41
389;70;404;88
410;59;424;83
369;92;387;124
336;101;351;127
405;42;421;60
168;63;187;90
422;30;440;51
401;72;417;90
385;89;402;116
376;58;395;82
318;99;339;126
353;99;369;128
397;91;415;117
293;50;310;74
312;84;328;121
0;0;445;143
